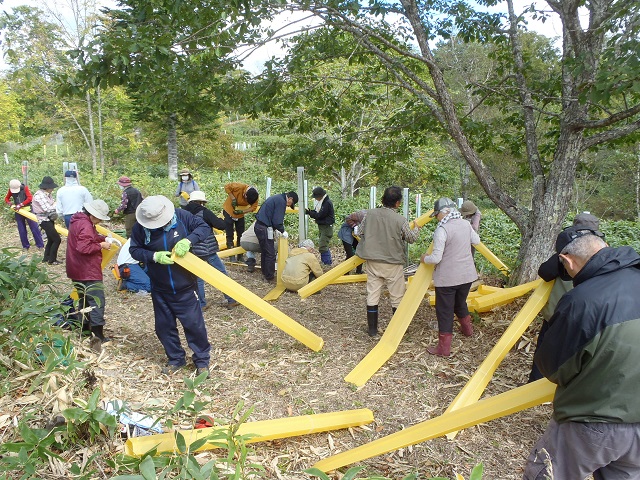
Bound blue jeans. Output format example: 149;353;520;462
196;254;236;306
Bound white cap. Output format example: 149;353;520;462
9;179;21;193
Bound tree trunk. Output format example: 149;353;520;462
86;91;97;174
97;86;105;178
636;144;640;220
167;113;178;180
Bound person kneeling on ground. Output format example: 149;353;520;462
281;239;324;292
116;239;151;293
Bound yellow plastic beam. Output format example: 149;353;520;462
263;237;289;301
172;252;323;351
475;243;510;275
96;226;126;245
217;246;246;259
469;278;542;313
331;274;367;284
298;256;365;299
411;210;434;228
477;285;502;294
313;379;555;472
344;261;434;387
125;408;374;456
445;280;553;439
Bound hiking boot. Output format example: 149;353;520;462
225;301;240;309
246;258;256;273
196;367;209;378
161;364;184;375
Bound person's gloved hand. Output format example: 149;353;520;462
154;251;174;264
174;238;191;257
233;209;243;215
281;231;289;239
105;236;122;247
231;198;238;207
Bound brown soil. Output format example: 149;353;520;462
5;222;551;479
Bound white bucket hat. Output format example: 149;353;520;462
136;195;175;229
84;199;111;221
189;191;207;203
9;179;21;193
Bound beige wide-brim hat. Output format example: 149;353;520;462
136;195;175;229
189;190;207;203
84;199;111;221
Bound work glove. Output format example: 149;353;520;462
233;209;243;215
174;238;191;257
154;251;174;264
281;231;289;239
105;236;122;247
231;198;238;207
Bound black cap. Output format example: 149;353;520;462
287;191;298;207
573;213;599;230
555;226;604;254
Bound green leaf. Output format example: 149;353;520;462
304;467;331;480
175;431;187;453
469;463;484;480
341;466;366;480
139;455;157;480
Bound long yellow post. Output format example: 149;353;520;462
125;408;374;456
217;246;246;259
172;252;323;351
331;274;367;284
263;237;288;301
313;379;556;472
475;243;510;275
344;261;434;387
469;278;542;313
298;256;365;299
444;280;553;439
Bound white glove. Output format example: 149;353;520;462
281;231;289;239
106;236;122;247
353;225;361;235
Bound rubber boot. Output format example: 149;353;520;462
90;325;111;343
236;253;244;263
458;315;474;337
321;251;332;265
246;257;256;273
427;333;453;357
355;264;363;275
367;305;379;337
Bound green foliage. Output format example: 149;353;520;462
305;463;483;479
63;388;118;443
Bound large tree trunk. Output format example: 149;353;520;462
167;113;178;180
86;91;97;174
97;86;105;178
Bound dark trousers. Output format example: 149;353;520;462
343;239;362;273
434;282;472;333
528;319;550;383
73;280;105;327
15;213;44;249
40;220;61;263
254;221;276;280
223;210;245;248
151;287;210;368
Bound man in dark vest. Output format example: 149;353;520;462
114;176;143;238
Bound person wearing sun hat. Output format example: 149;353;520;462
305;186;335;265
129;195;213;377
56;170;93;228
5;179;45;252
66;199;113;343
114;176;143;238
174;168;200;207
31;176;62;265
524;226;640;479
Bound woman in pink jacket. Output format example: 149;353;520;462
66;200;112;343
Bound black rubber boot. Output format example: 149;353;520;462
367;305;379;337
236;253;244;263
90;325;111;343
246;257;256;273
355;265;363;275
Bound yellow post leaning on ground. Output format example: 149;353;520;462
475;242;510;275
172;252;323;352
444;280;553;439
125;408;374;456
313;379;556;472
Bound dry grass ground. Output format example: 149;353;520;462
3;220;552;479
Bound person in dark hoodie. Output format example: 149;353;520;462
130;195;212;377
183;191;239;310
66;200;113;343
305;186;335;265
524;226;640;479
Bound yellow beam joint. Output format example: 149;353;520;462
475;242;510;275
469;278;542;313
331;274;367;284
125;408;374;456
263;237;289;301
298;256;365;299
313;379;555;472
445;280;553;439
172;252;323;351
344;261;434;387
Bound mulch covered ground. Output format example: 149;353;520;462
4;220;552;479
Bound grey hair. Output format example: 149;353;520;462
562;234;607;260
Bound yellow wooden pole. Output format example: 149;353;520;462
475;242;510;275
263;236;289;301
469;278;542;313
298;255;365;299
